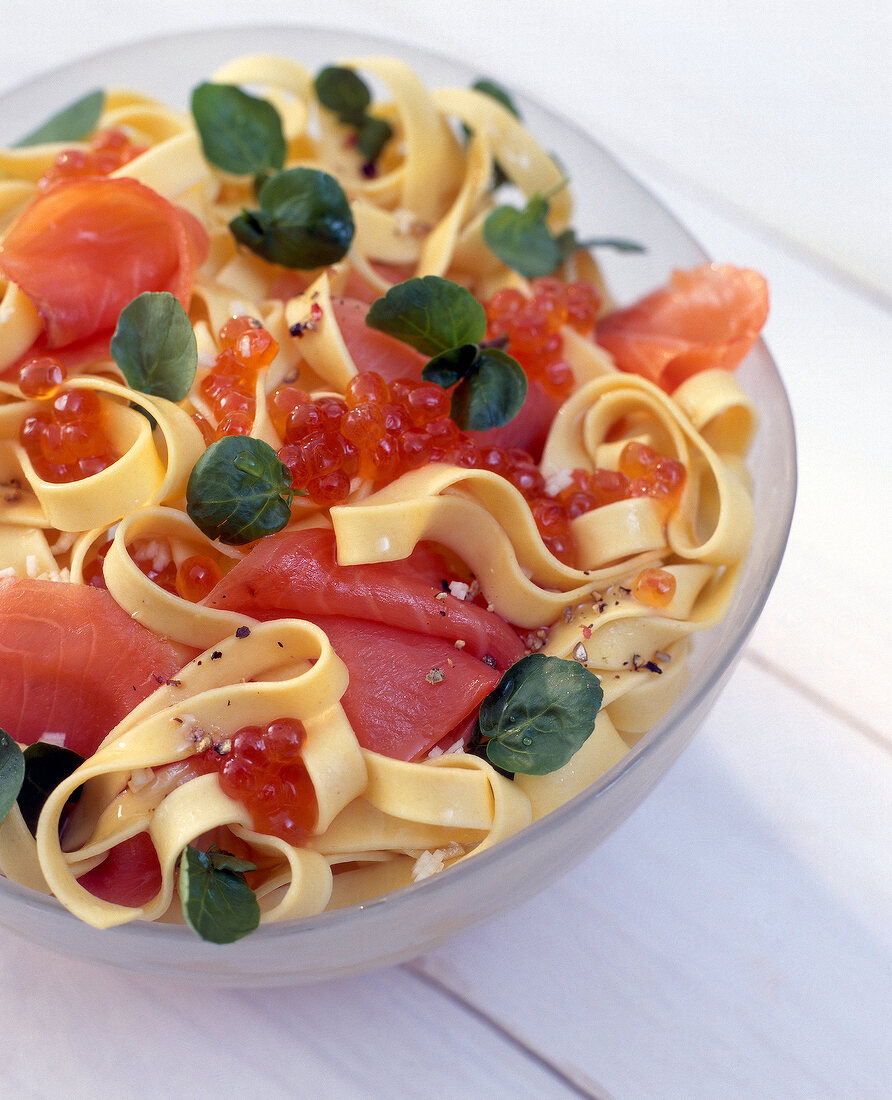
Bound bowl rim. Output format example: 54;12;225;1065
0;21;797;953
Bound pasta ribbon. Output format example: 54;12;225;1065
12;376;204;532
514;710;630;818
542;370;756;565
211;54;313;141
0;283;43;371
96;505;250;648
432;86;571;281
0;804;51;894
351;199;423;268
35;619;362;928
306;750;532;909
283;271;360;391
343;56;466;224
331;465;660;628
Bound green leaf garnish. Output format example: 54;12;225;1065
447;347;527;432
0;729;25;824
356;115;393;162
314;66;371;125
179;845;260;944
483;193;562;278
366;276;486;357
314;66;393;164
474;653;603;775
485;183;644;277
14;89;104;147
0;735;84;834
191;82;286;176
230;167;355;269
366;277;527;432
423;343;482;389
471;78;521;120
110;291;197;402
186;435;294;545
554;228;645;260
17;743;84;835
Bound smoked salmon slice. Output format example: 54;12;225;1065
0;176;208;349
309;615;502;759
0;577;184;758
204;528;525;759
595;263;769;391
331;295;428;382
205;527;525;672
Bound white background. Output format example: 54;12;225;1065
0;3;889;1097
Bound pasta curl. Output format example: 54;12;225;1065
35;620;361;928
11;376;205;532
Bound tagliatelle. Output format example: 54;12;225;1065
330;466;666;628
0;51;762;936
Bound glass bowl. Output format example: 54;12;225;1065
0;25;796;984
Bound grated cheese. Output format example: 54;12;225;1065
545;468;575;495
410;841;466;882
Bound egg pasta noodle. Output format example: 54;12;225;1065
0;52;760;932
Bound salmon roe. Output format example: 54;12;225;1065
200;316;279;440
619;440;687;503
270;366;685;564
83;538;221;603
632;566;677;608
18;355;66;397
206;718;317;844
556;442;686;519
19;379;120;483
270;370;459;507
83;537;174;592
175;554;223;602
265;278;677;561
38;128;149;191
484;277;601;398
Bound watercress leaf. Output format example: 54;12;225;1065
483;195;562;278
110;291;197;402
356;115;394;162
15;89;104;147
18;743;85;835
478;653;603;775
191;82;286;175
553;228;580;264
179;844;260;944
450;347;527;432
471;78;521;119
204;849;256;875
230;167;355;269
313;66;371;125
422;343;480;389
366;276;487;357
186;435;294;545
556;227;646;260
581;235;646;254
0;729;25;825
313;67;392;164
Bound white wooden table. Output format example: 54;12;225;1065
1;3;889;1097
